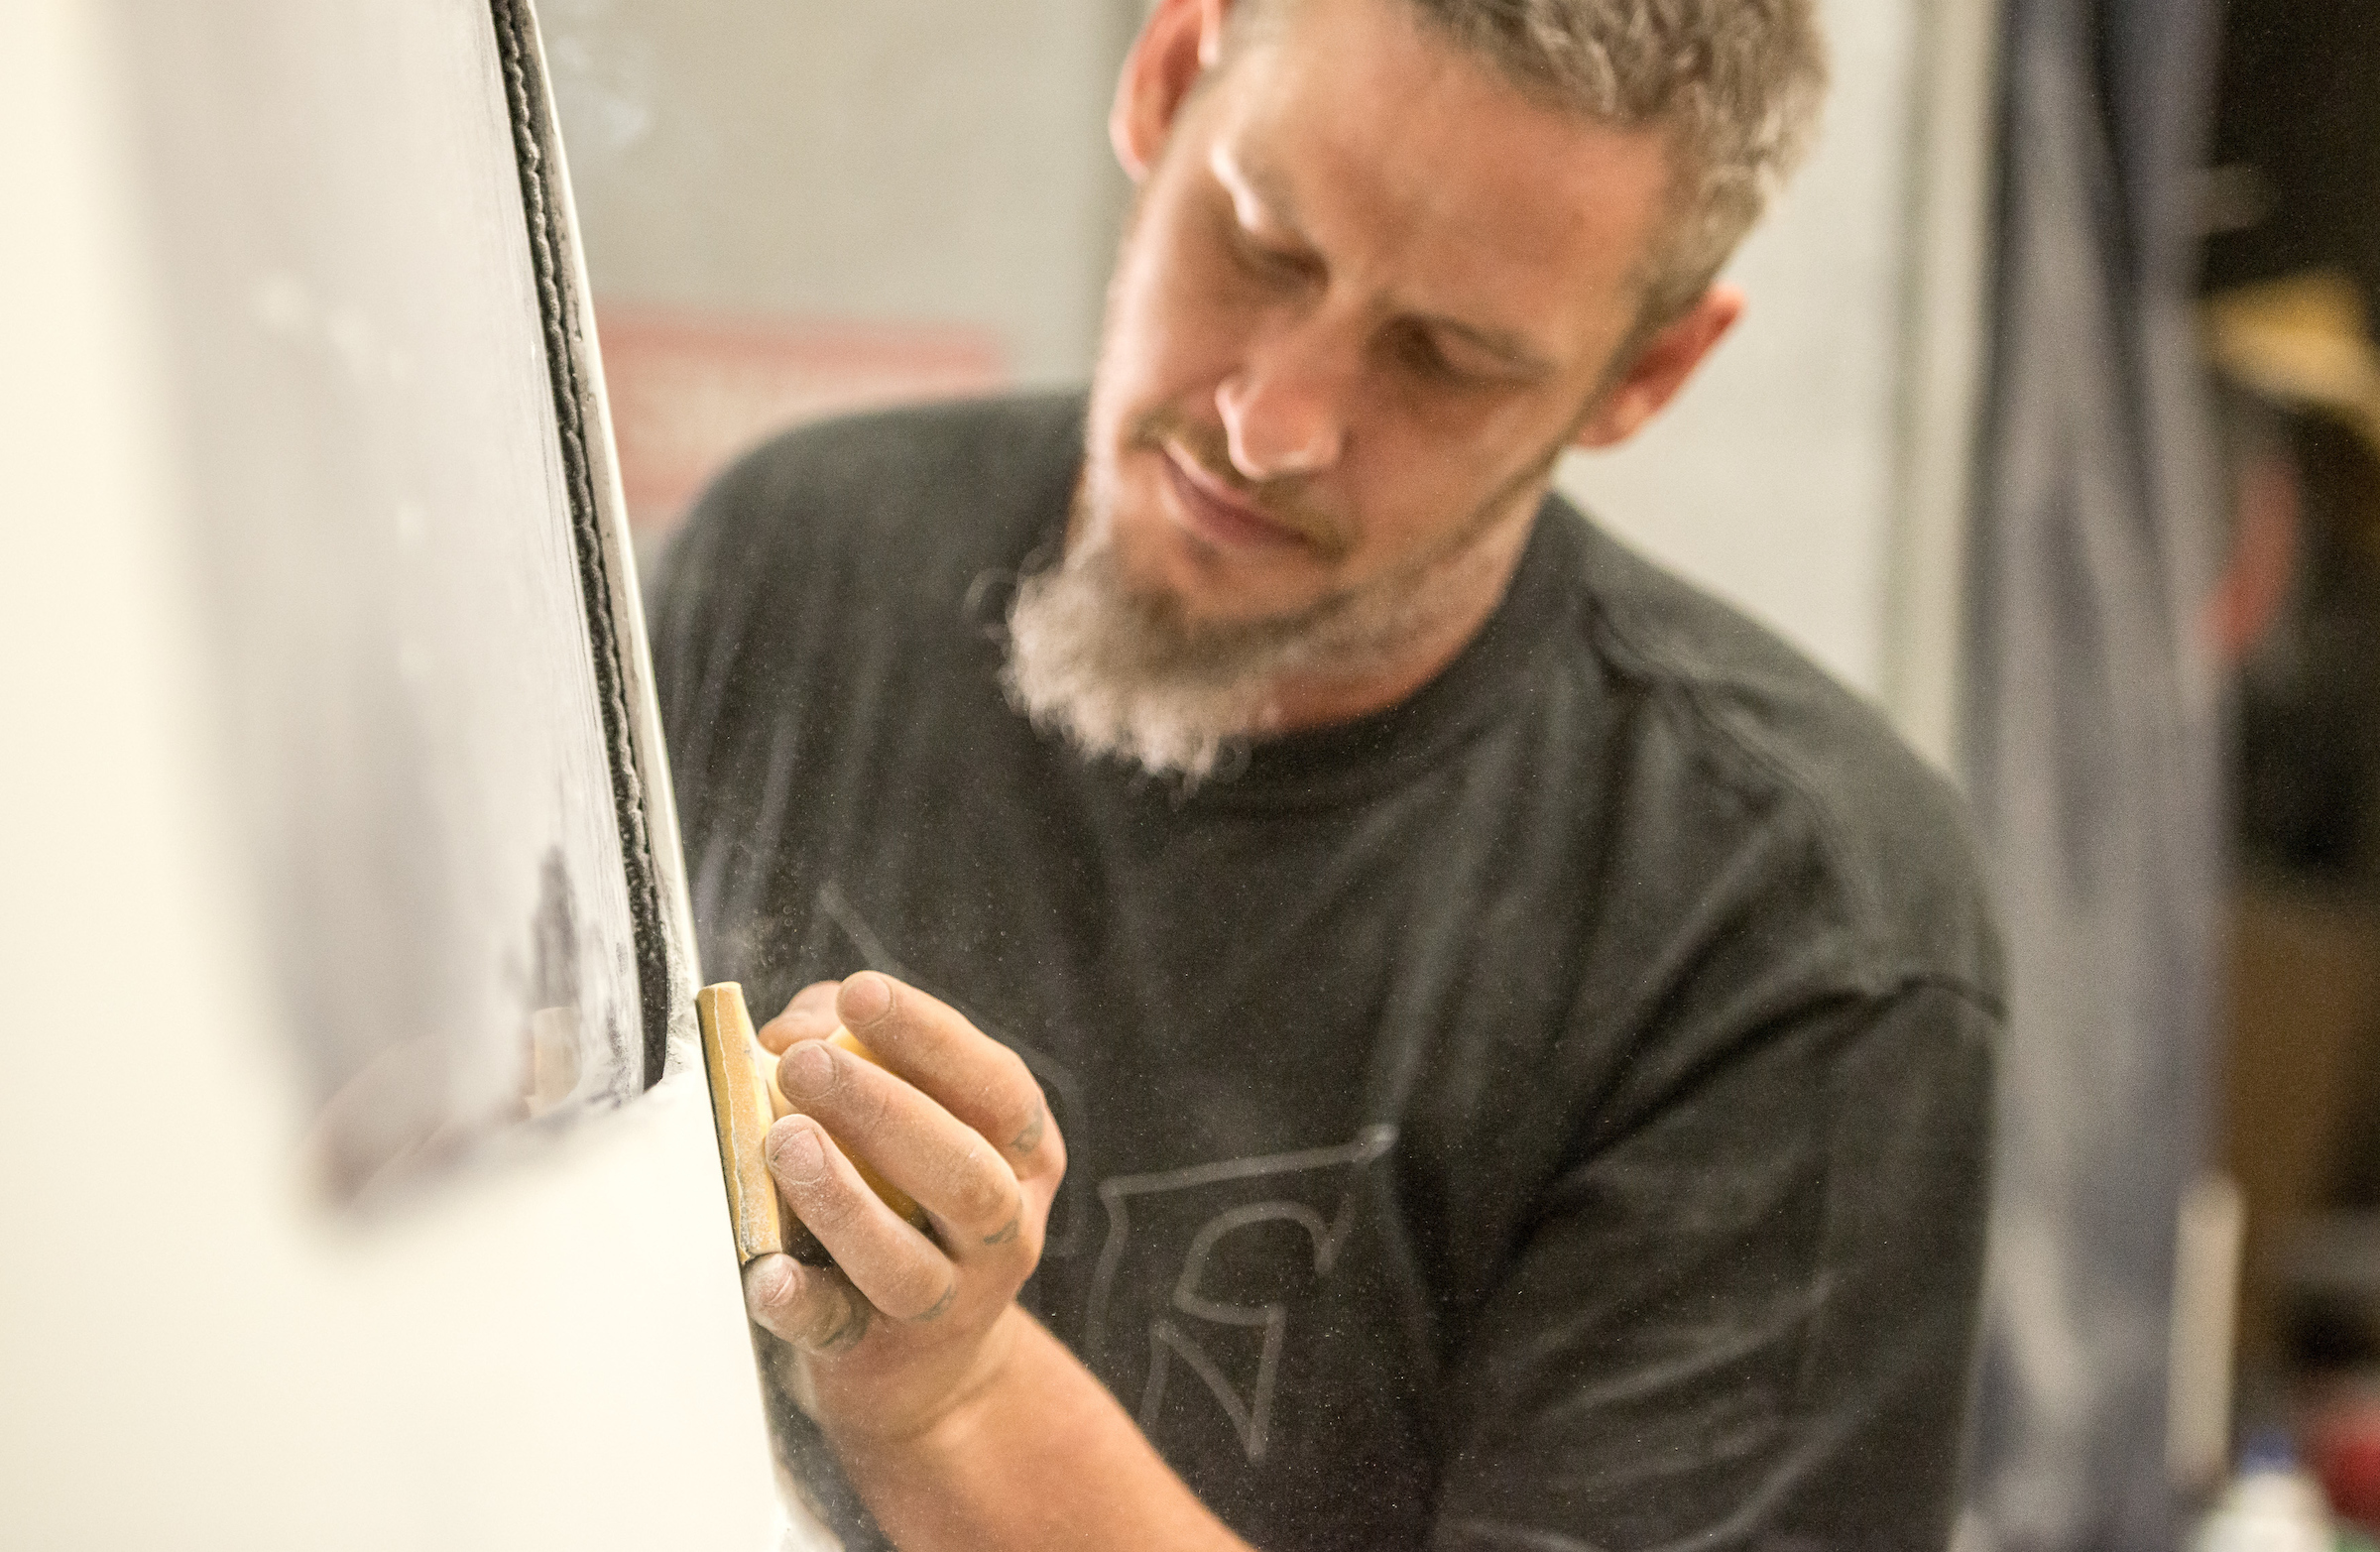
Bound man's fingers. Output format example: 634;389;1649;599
836;972;1061;1180
742;1253;874;1352
767;1116;957;1323
759;980;843;1054
775;1038;1027;1254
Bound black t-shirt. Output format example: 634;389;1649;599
654;393;2003;1551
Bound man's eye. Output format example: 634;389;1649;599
1389;324;1468;383
1222;217;1309;284
1237;237;1299;278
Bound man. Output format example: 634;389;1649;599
654;0;2001;1546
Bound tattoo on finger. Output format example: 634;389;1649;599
1010;1105;1046;1156
914;1282;958;1323
982;1215;1020;1247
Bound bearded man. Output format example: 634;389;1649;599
653;0;2002;1546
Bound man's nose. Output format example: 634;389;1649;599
1216;315;1355;481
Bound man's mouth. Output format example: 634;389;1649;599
1155;443;1346;558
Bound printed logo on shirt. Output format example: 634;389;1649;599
1085;1127;1399;1464
813;880;1403;1465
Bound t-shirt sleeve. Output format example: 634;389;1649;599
1427;979;1996;1551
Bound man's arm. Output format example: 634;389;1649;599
809;1307;1250;1551
1427;979;1998;1550
745;972;1254;1552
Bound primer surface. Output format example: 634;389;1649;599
128;0;649;1200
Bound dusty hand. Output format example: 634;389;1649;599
743;971;1063;1448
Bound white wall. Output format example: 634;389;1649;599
1557;0;1920;699
546;0;1139;382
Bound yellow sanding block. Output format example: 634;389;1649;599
696;983;930;1266
695;982;782;1263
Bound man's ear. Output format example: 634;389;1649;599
1112;0;1233;180
1572;284;1743;449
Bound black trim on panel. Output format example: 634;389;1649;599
490;0;671;1091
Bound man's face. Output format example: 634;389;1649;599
1082;0;1676;636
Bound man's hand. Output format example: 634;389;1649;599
745;973;1243;1552
743;971;1063;1451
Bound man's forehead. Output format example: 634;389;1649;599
1211;136;1561;374
1209;139;1306;248
1203;3;1672;358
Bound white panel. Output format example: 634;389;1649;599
126;0;650;1197
0;2;777;1544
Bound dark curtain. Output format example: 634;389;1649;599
2199;0;2380;313
1960;0;2227;1543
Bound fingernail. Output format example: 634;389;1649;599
780;1039;835;1101
769;1121;826;1184
743;1254;797;1310
840;972;892;1025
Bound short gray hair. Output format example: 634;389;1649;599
1240;0;1829;324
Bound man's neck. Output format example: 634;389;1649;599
1261;506;1536;733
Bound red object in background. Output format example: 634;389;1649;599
2312;1392;2380;1528
2203;446;2303;664
593;305;1007;543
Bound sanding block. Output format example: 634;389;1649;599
696;982;931;1267
695;982;783;1263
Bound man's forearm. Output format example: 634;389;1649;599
829;1309;1253;1552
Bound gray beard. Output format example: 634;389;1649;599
1001;519;1439;782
